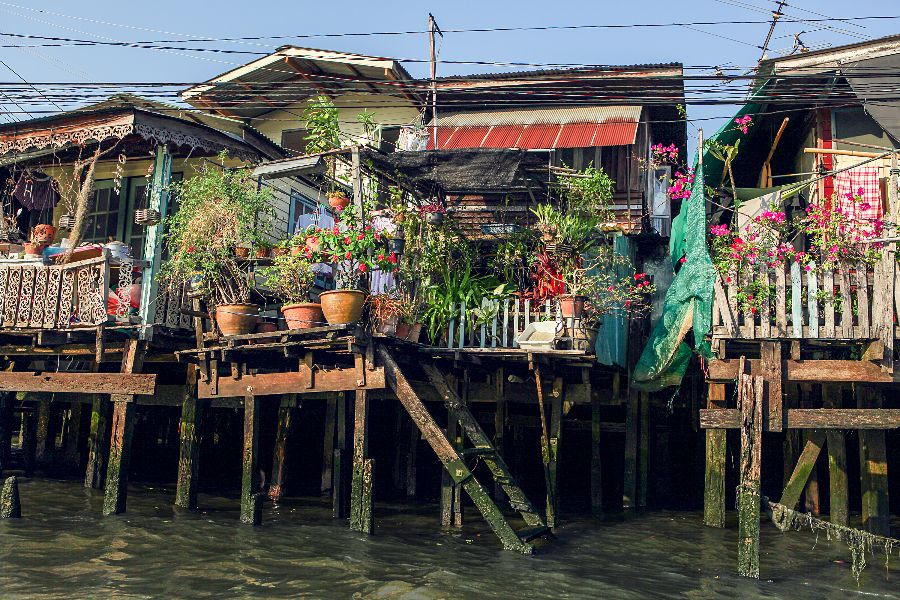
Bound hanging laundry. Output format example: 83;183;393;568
12;171;60;212
833;165;882;224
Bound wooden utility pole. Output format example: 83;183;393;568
757;1;786;67
428;13;442;150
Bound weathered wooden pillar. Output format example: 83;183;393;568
63;401;83;469
822;384;847;527
0;393;12;476
175;367;204;510
588;369;602;517
782;385;801;488
84;394;110;489
703;383;727;528
240;394;261;525
801;384;820;514
406;424;419;498
350;390;373;534
737;371;763;579
0;475;20;518
332;392;349;519
638;390;649;509
269;395;297;502
102;399;136;516
858;386;890;536
21;404;36;477
546;377;564;528
493;367;506;502
623;387;639;509
321;394;337;494
34;394;52;466
102;339;144;516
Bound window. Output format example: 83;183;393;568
281;128;309;154
289;189;333;234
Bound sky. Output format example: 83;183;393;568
0;0;898;151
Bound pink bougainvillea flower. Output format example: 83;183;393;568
679;256;687;264
345;251;352;259
358;264;367;272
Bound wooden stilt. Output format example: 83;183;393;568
34;394;51;466
440;400;460;530
406;423;418;498
240;393;261;525
760;342;783;431
175;366;204;509
320;394;336;494
822;384;847;527
63;401;83;469
858;387;890;536
0;393;11;476
332;392;348;519
780;430;825;510
350;390;373;534
269;395;297;502
493;367;506;502
21;403;36;477
547;377;564;528
84;394;110;489
588;369;602;517
638;391;649;509
391;404;407;492
704;383;727;528
737;370;763;579
0;475;20;518
623;388;638;509
102;339;144;516
783;384;801;489
802;384;821;515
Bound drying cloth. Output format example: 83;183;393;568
12;171;59;212
834;166;882;224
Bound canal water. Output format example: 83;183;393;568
0;478;896;599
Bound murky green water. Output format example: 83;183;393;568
0;479;896;599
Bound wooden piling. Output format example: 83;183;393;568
320;394;337;494
493;367;506;502
703;383;727;528
822;384;848;527
175;366;204;510
269;395;297;502
737;370;762;579
440;403;460;530
406;424;418;498
240;394;261;525
62;401;83;469
623;387;639;509
101;339;143;516
547;377;564;528
21;404;36;477
0;475;20;518
858;387;890;536
588;369;601;517
638;391;649;509
350;390;373;534
84;394;109;489
0;393;11;476
332;392;348;519
801;384;820;515
34;394;51;466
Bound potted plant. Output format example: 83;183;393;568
309;205;393;325
161;154;273;336
368;293;401;335
260;252;323;330
302;95;352;211
254;241;272;259
420;201;446;226
272;239;290;257
32;223;56;244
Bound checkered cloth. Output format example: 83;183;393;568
834;166;882;223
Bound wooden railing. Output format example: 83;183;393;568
445;299;563;349
711;259;898;341
0;252;192;332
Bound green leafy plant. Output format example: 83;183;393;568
260;252;315;305
161;155;273;307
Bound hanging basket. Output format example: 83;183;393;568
58;214;76;230
135;208;161;226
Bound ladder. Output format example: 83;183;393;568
377;345;550;553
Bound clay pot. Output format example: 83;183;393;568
569;320;599;352
255;246;271;259
282;302;325;330
256;321;278;334
406;323;422;343
32;224;56;243
215;303;259;336
272;247;289;257
319;289;366;325
328;192;350;211
235;247;251;259
559;294;588;319
395;322;410;339
23;241;46;257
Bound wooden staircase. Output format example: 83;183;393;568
377;345;550;553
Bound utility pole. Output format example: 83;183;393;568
428;13;442;150
757;0;786;67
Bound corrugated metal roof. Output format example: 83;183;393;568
435;106;641;127
435;63;682;82
426;121;639;150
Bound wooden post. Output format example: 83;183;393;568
703;383;727;528
493;367;506;501
350;390;373;534
21;403;36;477
440;406;460;530
623;388;639;509
822;384;847;527
102;339;143;516
332;392;348;519
84;394;110;489
269;395;297;502
588;369;602;517
321;394;337;494
240;394;261;525
0;393;11;476
0;475;20;518
737;373;763;579
34;394;52;466
858;387;890;536
782;383;801;489
780;430;825;510
175;366;204;509
62;401;83;469
547;377;564;528
638;391;649;509
138;144;172;339
406;424;419;498
760;342;782;431
801;384;820;515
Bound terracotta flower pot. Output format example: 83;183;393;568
272;247;289;257
282;302;325;330
32;224;56;243
569;320;599;352
406;323;423;343
559;294;588;319
328;192;350;211
319;289;366;325
255;247;271;259
215;303;259;336
235;247;251;259
23;241;46;257
290;245;304;256
395;322;410;339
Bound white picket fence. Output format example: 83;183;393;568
446;298;563;349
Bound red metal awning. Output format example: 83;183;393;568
426;121;639;150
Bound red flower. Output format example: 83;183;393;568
389;253;397;264
377;253;385;261
357;233;365;241
345;251;352;260
679;256;687;264
358;264;367;272
343;236;352;245
186;246;195;254
634;272;645;280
